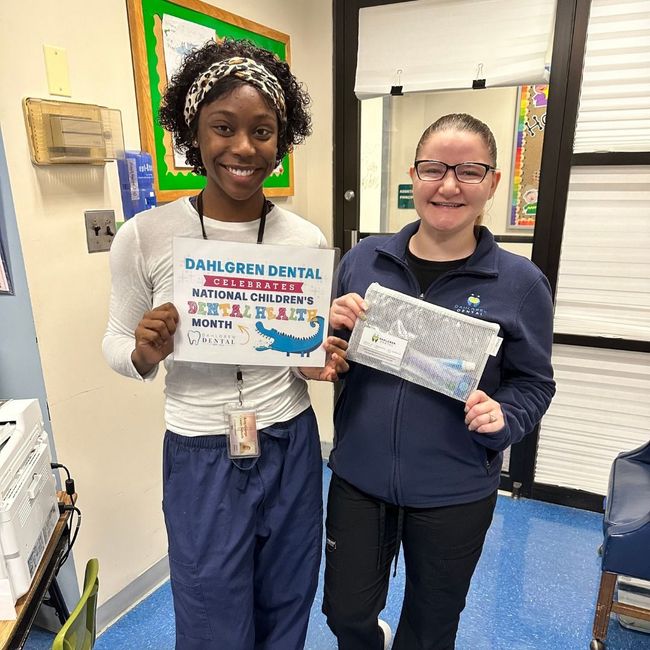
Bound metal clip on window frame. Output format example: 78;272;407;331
472;63;486;89
390;68;404;96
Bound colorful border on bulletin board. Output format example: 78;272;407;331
127;0;293;202
509;84;548;230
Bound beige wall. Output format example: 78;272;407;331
0;0;333;612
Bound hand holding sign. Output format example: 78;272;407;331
132;302;180;376
298;336;350;382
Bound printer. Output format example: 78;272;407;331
0;399;59;620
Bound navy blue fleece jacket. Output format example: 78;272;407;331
329;223;555;507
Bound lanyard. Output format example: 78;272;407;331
194;190;267;402
195;190;267;244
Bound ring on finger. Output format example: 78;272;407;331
489;412;498;423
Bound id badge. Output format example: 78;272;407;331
224;403;260;459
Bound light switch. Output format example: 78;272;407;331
85;210;116;253
44;45;71;97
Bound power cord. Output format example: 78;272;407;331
50;462;75;506
58;505;81;567
51;463;81;567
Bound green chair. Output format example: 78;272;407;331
52;559;99;650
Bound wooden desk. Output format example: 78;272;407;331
0;493;73;650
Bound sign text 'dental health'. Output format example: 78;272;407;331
173;238;336;366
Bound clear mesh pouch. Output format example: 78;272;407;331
347;283;502;401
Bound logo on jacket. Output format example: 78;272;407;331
467;294;481;308
455;293;486;317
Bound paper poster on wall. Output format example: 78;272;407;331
509;84;548;230
172;238;336;366
162;14;215;169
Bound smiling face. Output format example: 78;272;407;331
409;129;501;240
196;83;279;218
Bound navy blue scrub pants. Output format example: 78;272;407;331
323;473;496;650
162;407;322;650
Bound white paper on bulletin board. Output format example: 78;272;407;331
162;14;216;169
172;237;335;366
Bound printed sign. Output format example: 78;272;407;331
398;184;414;209
173;238;336;366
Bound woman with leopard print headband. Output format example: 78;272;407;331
104;37;347;650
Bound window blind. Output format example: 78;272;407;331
573;0;650;153
355;0;556;100
553;166;650;341
535;345;650;495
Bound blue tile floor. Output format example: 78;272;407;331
26;463;650;649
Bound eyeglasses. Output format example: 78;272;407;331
414;160;495;184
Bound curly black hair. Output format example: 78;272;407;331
158;38;312;175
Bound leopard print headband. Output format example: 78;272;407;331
184;56;286;127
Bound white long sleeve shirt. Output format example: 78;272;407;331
103;197;328;436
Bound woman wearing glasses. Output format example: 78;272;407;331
323;113;555;650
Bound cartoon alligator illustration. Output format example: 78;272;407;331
255;316;325;357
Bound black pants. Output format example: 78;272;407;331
323;473;497;650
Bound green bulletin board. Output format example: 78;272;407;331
126;0;293;202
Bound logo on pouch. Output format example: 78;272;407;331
372;333;380;343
